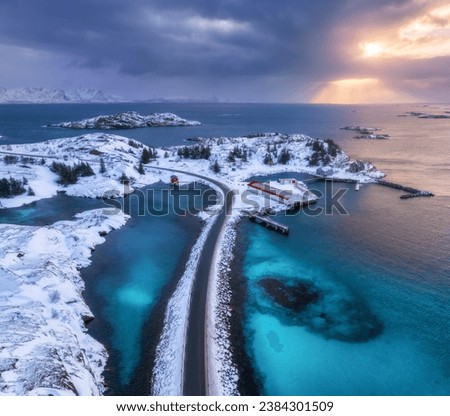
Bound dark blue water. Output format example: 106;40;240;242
0;103;358;146
1;103;449;395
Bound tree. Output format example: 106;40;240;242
263;153;273;165
50;161;94;185
202;146;211;160
77;162;95;177
227;151;236;163
211;160;221;173
0;177;26;198
0;178;10;197
128;139;140;149
308;153;319;166
141;148;151;164
99;157;107;174
3;155;18;165
119;172;130;185
277;147;291;165
325;139;340;157
137;162;145;175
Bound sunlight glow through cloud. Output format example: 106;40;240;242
361;42;384;58
360;3;450;60
311;78;419;104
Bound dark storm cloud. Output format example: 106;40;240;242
0;0;446;101
0;0;414;78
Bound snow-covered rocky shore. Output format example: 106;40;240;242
48;111;201;129
0;132;384;210
0;209;129;395
0;134;162;208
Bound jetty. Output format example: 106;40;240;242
249;214;289;235
376;180;434;199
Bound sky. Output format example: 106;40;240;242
0;0;449;103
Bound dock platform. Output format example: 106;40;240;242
249;215;289;235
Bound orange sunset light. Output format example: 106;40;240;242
359;3;450;60
311;78;419;104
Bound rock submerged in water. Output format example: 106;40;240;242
258;278;320;312
257;277;383;343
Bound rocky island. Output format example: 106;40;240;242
340;126;389;140
47;111;201;130
404;112;450;119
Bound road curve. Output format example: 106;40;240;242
153;166;233;396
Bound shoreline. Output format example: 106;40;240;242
207;215;262;395
0;209;129;395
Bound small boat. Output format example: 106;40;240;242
170;175;179;187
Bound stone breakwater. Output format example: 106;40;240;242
376;180;434;199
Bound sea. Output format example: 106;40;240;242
0;103;449;395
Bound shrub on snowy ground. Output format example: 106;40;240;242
211;160;221;173
0;177;26;197
50;161;95;185
3;155;18;165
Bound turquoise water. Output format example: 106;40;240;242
240;181;450;395
85;210;190;386
81;183;213;393
0;194;105;225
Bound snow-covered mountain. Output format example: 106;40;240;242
0;87;124;104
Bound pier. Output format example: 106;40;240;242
249;214;289;235
376;180;434;199
314;176;435;199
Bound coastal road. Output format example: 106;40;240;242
153;166;233;396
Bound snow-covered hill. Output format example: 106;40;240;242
48;111;201;129
0;133;162;208
0;87;123;104
0;132;383;210
0;209;129;395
